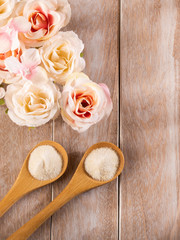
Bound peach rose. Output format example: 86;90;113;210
15;0;71;47
5;78;61;127
40;31;85;85
0;17;31;83
60;72;113;132
0;0;15;27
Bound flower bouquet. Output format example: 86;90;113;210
0;0;113;132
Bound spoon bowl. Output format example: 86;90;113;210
7;142;124;240
0;140;68;217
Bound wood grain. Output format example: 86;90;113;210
1;0;180;239
0;0;120;240
51;0;120;239
0;115;53;240
1;0;179;239
120;0;180;239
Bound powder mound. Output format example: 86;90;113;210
84;147;119;181
28;145;62;181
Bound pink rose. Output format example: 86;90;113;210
0;17;31;83
60;72;113;132
15;0;71;47
4;48;44;83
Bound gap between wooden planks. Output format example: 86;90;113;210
50;0;120;239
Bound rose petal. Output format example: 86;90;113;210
56;0;71;27
0;87;5;98
24;28;47;40
0;69;21;84
9;16;31;33
99;83;113;116
12;32;21;52
0;32;11;53
99;83;112;104
21;48;41;69
0;0;15;25
27;66;49;84
4;56;24;74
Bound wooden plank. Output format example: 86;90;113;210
120;0;180;239
0;113;53;240
51;0;120;239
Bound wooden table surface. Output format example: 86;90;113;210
0;0;179;239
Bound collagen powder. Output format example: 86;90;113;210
84;147;119;181
28;145;62;181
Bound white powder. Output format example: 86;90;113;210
84;147;119;181
28;145;63;181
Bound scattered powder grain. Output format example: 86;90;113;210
28;145;62;181
84;147;119;181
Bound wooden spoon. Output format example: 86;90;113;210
7;142;124;240
0;140;68;218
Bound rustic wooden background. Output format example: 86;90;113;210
0;0;179;239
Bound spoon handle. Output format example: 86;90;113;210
6;175;92;240
0;179;28;217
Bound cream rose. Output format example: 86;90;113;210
60;72;113;132
40;31;85;85
0;79;5;98
0;0;15;27
5;79;61;127
15;0;71;47
0;87;5;98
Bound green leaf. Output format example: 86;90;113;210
80;52;84;57
0;99;5;105
28;127;35;131
5;108;8;114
